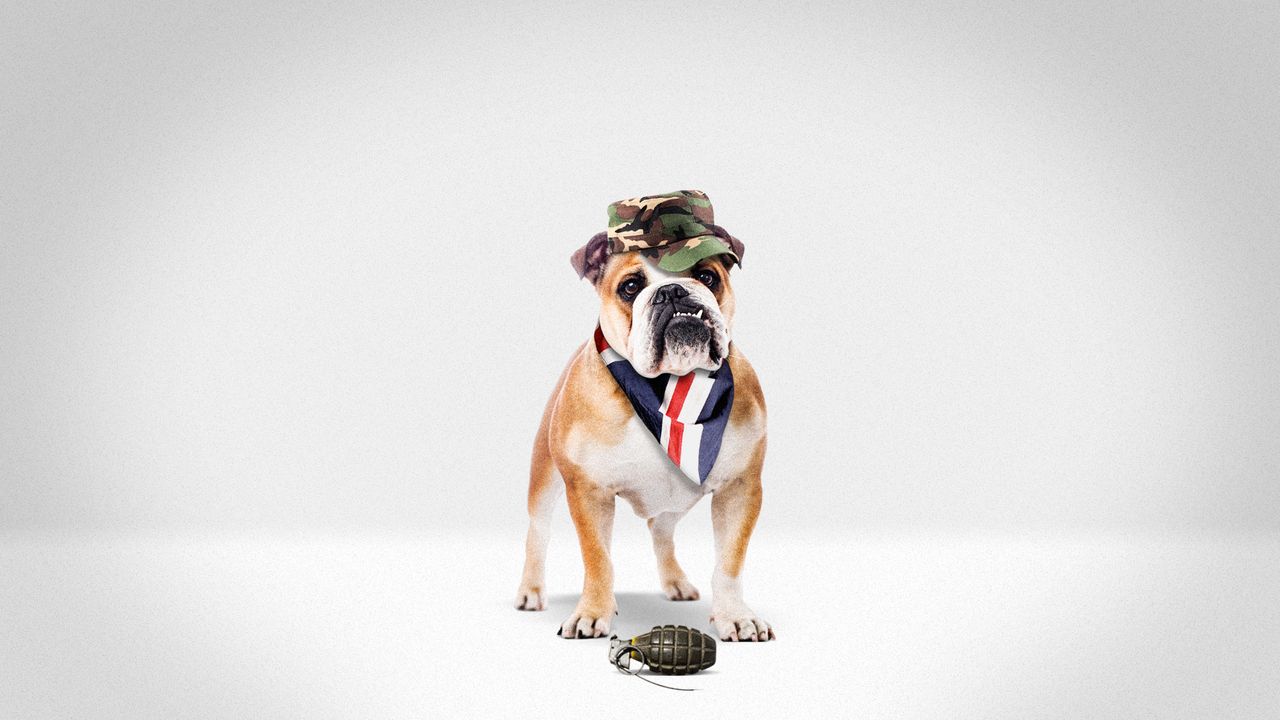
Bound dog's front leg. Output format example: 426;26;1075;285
559;473;617;638
710;473;774;641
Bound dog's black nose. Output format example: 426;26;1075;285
652;284;690;305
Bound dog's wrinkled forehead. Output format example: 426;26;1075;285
639;254;687;282
596;251;727;306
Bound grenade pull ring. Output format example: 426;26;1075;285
610;642;695;692
610;643;646;675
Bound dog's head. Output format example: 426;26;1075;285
571;225;745;377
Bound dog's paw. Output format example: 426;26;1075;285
710;606;775;642
661;577;701;601
514;584;546;611
557;600;617;639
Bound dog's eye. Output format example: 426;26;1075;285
694;268;719;289
618;277;644;301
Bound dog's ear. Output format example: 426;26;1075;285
570;231;610;284
709;224;746;269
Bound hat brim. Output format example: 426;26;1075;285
655;235;739;272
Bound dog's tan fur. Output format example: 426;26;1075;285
515;251;773;642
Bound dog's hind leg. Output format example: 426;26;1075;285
648;510;700;601
515;414;563;611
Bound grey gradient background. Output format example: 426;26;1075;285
2;2;1279;718
3;1;1279;537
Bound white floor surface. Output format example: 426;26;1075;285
2;527;1278;719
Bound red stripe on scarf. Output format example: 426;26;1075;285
667;422;684;464
664;374;694;464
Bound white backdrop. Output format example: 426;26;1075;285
4;3;1280;719
3;1;1277;538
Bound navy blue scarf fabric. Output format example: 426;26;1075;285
593;325;734;485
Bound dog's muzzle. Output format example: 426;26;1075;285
649;283;714;357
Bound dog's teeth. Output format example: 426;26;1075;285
695;309;703;318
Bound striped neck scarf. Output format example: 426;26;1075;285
593;325;734;485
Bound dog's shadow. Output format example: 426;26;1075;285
544;591;713;637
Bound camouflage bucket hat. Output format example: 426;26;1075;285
606;190;741;272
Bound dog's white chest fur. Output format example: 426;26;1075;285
569;413;756;519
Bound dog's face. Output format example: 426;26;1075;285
573;233;739;377
599;253;735;377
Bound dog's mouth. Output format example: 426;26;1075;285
650;300;721;366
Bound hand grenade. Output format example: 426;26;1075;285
609;625;716;675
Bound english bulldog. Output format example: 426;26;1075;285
514;190;773;642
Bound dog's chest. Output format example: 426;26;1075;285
571;414;751;519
